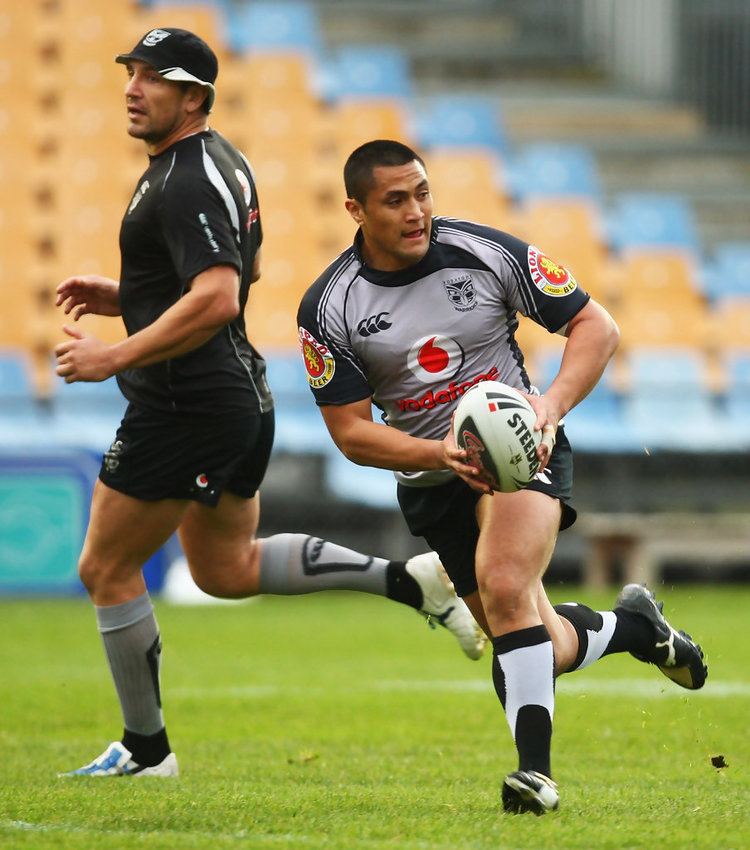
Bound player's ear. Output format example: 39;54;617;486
184;83;207;114
345;198;364;224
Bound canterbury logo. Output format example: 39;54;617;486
357;311;392;337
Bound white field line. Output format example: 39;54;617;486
169;677;750;700
0;821;506;850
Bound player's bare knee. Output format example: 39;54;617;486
478;568;534;617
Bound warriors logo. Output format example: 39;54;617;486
527;245;578;297
299;327;335;388
443;274;476;312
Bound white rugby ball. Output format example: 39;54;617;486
453;381;541;493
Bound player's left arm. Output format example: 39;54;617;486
55;264;239;382
532;298;620;429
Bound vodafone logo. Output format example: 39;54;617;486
407;335;464;383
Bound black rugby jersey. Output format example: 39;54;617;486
297;216;590;485
117;129;271;415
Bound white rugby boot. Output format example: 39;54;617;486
405;552;486;660
59;742;178;777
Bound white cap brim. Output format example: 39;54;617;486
158;67;215;108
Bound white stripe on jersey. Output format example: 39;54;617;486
316;252;369;381
161;151;177;188
201;139;240;241
437;223;545;327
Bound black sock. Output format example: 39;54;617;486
555;602;656;673
122;726;171;767
606;608;656;657
385;561;423;609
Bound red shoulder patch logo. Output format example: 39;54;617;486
299;327;336;389
527;245;578;297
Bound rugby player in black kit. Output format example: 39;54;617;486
54;30;485;778
298;140;708;814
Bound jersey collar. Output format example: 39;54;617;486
353;218;441;287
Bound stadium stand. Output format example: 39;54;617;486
424;148;509;223
507;142;602;203
0;0;747;473
701;241;750;301
415;94;508;155
607;192;700;254
330;44;413;100
223;0;321;55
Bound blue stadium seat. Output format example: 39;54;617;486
329;44;413;100
264;352;329;454
324;451;397;509
607;192;699;253
0;351;48;447
627;347;707;390
700;241;750;301
49;376;127;451
622;348;723;451
533;353;633;451
225;1;321;54
508;143;601;202
416;95;507;155
723;350;750;448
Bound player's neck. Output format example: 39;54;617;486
146;117;209;157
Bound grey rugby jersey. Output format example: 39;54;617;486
297;216;589;486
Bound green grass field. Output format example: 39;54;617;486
1;586;748;850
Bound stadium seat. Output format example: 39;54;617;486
264;352;330;454
416;95;507;156
564;380;631;452
48;375;126;451
324;448;398;509
333;100;413;160
531;352;633;451
626;347;709;390
328;44;413;101
614;251;705;314
709;297;750;351
621;347;723;451
425;148;509;223
615;299;710;352
225;1;321;55
607;192;700;254
508;143;601;202
700;241;750;302
723;350;750;447
0;351;49;446
516;199;608;302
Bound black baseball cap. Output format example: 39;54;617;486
116;28;218;111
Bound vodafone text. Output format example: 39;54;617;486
398;367;499;412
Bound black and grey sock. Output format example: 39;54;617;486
96;593;169;765
258;533;420;604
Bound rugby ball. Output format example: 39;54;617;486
453;381;541;493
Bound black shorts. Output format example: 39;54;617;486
98;403;275;507
397;426;577;597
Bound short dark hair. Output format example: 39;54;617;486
344;139;425;204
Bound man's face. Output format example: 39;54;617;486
347;160;433;271
123;60;192;145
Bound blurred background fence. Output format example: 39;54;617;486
1;0;749;593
